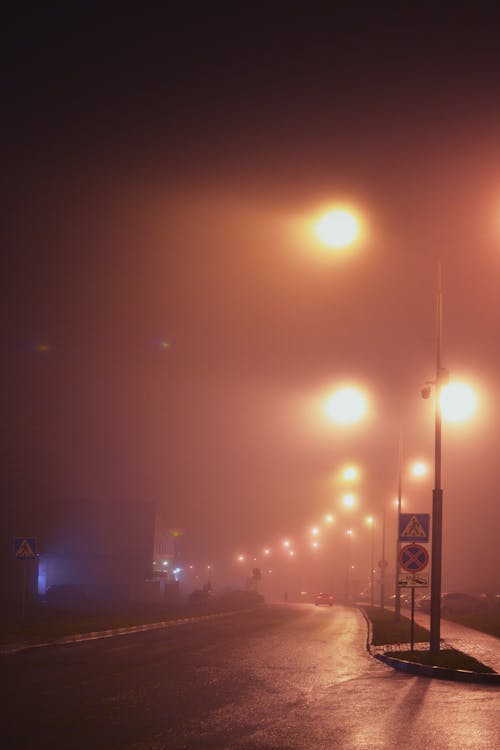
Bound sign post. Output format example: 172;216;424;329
14;537;37;619
398;539;430;651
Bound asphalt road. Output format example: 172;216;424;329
1;603;498;749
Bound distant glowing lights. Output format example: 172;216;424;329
326;387;367;424
324;514;334;524
411;461;428;477
342;466;359;481
342;494;356;509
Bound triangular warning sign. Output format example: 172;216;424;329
16;539;36;559
401;515;427;538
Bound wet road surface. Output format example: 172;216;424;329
1;603;498;749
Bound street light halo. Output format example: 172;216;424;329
326;387;367;424
315;208;361;249
341;465;360;481
411;461;428;477
440;381;477;423
342;493;357;508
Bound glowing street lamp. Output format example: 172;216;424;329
342;465;359;481
342;493;357;509
326;387;367;425
324;513;334;524
440;382;477;423
315;208;361;249
411;461;428;478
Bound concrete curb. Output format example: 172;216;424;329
0;608;257;655
359;606;500;686
373;652;500;685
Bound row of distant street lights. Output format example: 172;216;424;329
234;460;428;599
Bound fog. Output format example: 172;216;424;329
3;7;500;599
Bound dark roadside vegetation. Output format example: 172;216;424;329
0;590;265;642
362;605;496;673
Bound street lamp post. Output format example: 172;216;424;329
430;267;444;653
344;529;353;603
366;517;375;606
380;506;386;610
394;437;403;621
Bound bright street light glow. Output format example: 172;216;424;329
440;382;477;423
326;387;367;424
365;516;374;525
342;494;356;508
315;209;360;249
411;461;428;477
346;528;353;536
342;465;359;481
324;513;334;524
310;527;320;536
263;548;271;555
312;541;319;549
237;555;245;562
282;540;290;548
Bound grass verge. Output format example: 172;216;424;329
0;594;264;640
362;605;429;646
361;605;494;673
389;649;494;673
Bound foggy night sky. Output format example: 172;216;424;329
3;4;500;591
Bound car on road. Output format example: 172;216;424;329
418;592;487;616
314;592;334;606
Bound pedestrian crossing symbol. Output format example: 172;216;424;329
14;537;37;559
399;513;429;543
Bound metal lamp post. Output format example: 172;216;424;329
380;506;386;609
394;437;403;621
430;268;444;653
344;529;353;603
422;265;446;653
368;518;375;607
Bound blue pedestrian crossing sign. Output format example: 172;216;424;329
14;537;37;559
399;513;429;543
